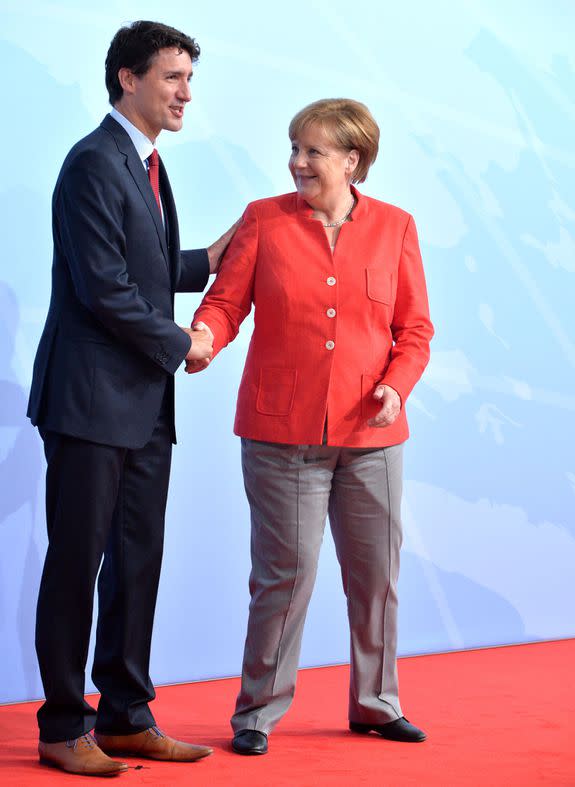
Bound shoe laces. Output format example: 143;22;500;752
67;733;97;751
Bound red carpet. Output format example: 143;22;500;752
1;640;573;785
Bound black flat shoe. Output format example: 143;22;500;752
349;717;426;742
232;729;268;755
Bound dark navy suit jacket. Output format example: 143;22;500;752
27;114;209;448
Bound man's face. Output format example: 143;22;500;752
124;47;193;141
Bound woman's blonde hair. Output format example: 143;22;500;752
289;98;380;183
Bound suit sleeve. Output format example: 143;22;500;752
380;215;434;403
193;204;258;357
177;248;210;292
56;150;190;374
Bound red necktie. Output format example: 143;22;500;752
147;149;161;212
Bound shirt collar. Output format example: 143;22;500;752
110;107;155;166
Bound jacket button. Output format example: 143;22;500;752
326;276;336;286
325;340;335;350
326;308;336;318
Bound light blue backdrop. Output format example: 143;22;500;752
0;0;573;704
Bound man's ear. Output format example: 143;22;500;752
118;67;137;96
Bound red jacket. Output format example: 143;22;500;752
194;187;433;447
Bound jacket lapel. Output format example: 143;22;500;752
100;115;170;271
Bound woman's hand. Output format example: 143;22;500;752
191;321;214;343
367;384;401;427
185;358;210;374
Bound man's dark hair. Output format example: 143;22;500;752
105;20;200;105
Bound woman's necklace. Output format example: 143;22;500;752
321;197;356;228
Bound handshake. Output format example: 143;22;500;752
180;321;214;374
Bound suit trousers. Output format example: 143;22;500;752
35;398;172;743
231;438;404;734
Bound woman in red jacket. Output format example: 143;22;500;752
191;98;434;755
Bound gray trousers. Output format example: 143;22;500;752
231;438;404;734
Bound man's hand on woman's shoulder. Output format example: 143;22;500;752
206;217;242;273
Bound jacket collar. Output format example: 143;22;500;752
108;107;154;163
295;184;367;222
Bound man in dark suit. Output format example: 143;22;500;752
27;20;235;777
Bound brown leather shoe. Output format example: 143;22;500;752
95;726;213;762
39;733;128;776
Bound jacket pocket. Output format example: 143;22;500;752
366;267;393;305
256;368;297;416
361;373;381;421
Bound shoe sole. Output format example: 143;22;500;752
349;722;426;743
231;744;267;756
39;757;126;776
96;749;212;762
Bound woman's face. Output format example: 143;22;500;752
289;123;358;206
